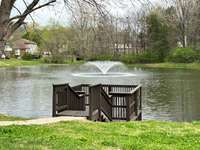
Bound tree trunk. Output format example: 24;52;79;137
184;35;187;48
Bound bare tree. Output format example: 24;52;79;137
0;0;57;51
0;0;105;52
167;0;197;47
190;0;200;49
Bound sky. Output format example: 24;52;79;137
11;0;163;26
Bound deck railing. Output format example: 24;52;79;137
52;84;68;117
52;84;85;117
72;84;90;105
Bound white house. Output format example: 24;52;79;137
13;39;38;57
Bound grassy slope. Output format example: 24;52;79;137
0;114;25;121
128;63;200;70
0;121;200;150
0;59;41;67
0;59;84;68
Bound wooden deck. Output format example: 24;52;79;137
57;106;89;117
53;84;142;122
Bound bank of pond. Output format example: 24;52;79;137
1;58;200;71
0;118;200;150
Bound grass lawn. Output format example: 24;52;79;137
0;59;84;68
0;114;26;121
0;59;41;68
0;121;200;150
128;63;200;70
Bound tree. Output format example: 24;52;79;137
166;0;197;47
146;12;170;61
0;0;105;52
22;25;43;47
190;0;200;49
0;0;56;51
41;24;73;54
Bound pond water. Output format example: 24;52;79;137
0;64;200;122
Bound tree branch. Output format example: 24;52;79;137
9;0;56;22
7;0;56;38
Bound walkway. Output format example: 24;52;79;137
0;116;87;126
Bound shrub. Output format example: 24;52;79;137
167;48;197;63
22;53;33;60
41;55;65;64
87;54;115;61
120;51;159;64
135;52;160;63
120;54;136;64
194;51;200;62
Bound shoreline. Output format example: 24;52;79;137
0;59;84;68
1;59;200;71
127;62;200;70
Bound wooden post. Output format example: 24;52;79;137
98;85;102;121
89;87;92;120
108;85;111;94
138;87;142;120
52;85;56;117
126;96;130;121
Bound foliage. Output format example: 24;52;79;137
21;53;33;60
22;28;43;47
120;52;159;64
87;54;115;61
128;62;200;70
0;121;200;150
167;48;198;63
135;52;159;63
40;56;65;64
41;25;75;50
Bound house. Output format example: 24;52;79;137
114;43;133;54
13;39;38;57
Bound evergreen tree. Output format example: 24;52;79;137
146;13;170;61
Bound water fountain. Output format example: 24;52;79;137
72;61;135;77
87;61;123;74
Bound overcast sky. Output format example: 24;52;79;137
11;0;163;26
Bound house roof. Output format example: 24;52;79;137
13;39;36;49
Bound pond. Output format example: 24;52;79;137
0;64;200;122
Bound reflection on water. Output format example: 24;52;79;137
0;65;200;121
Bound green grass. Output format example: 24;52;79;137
0;59;41;68
0;59;84;68
128;63;200;70
0;114;26;121
0;121;200;150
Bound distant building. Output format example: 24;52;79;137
114;43;133;54
13;39;38;57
